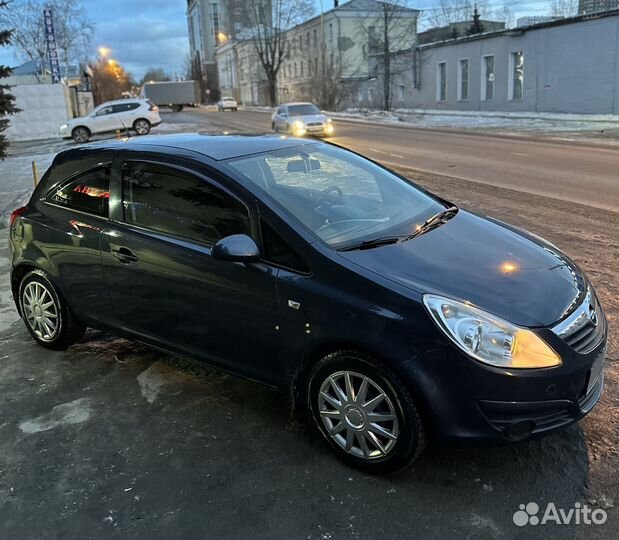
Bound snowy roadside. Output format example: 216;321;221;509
241;105;619;143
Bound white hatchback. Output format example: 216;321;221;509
60;98;162;143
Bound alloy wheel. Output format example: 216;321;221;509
317;370;399;459
134;120;150;135
73;128;89;143
22;281;59;342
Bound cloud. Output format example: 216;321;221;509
87;1;189;79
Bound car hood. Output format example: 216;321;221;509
294;114;328;123
338;210;585;327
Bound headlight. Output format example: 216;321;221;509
60;123;68;130
291;120;306;136
423;294;561;369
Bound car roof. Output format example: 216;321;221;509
282;102;317;107
96;98;146;107
75;133;315;161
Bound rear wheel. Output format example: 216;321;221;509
133;118;151;136
19;269;85;350
71;126;90;143
171;104;183;112
308;350;425;474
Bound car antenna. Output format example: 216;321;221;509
116;111;132;139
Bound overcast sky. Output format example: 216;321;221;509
0;0;555;80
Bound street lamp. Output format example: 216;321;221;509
98;46;110;58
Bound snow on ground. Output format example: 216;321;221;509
243;105;619;141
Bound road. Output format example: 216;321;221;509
167;108;619;211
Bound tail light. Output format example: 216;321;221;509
147;100;159;112
9;206;28;228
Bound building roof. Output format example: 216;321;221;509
86;133;314;161
419;7;619;48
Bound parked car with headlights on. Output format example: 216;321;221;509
272;102;334;137
59;98;161;143
8;134;606;473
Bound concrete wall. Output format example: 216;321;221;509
411;14;619;114
5;84;72;141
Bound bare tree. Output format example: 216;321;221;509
246;0;314;105
358;0;418;111
0;0;93;78
425;0;513;28
549;0;578;18
141;67;171;85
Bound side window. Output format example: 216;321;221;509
113;102;140;113
95;106;114;116
47;166;111;216
261;220;309;273
122;162;251;245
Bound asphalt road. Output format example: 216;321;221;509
167;108;619;211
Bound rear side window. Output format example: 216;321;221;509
113;102;140;113
47;165;111;217
122;162;251;244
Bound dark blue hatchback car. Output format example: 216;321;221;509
8;134;607;473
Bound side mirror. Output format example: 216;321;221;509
211;234;260;263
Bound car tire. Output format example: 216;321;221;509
71;126;90;143
18;269;86;350
171;104;183;112
307;350;425;474
133;118;151;136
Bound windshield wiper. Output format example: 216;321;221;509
407;206;458;240
338;236;404;252
338;206;458;252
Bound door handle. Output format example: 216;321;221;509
111;247;138;264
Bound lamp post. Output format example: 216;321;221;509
318;0;325;107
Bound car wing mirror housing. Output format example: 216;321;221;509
211;234;260;263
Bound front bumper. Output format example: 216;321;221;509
399;321;607;446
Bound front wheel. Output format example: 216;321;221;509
19;269;86;350
71;126;90;143
307;351;425;474
133;118;151;136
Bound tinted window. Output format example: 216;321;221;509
122;162;251;244
113;102;140;113
261;220;309;273
288;104;319;116
47;166;110;216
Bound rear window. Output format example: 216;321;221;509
46;165;111;217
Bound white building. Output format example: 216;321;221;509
215;0;419;107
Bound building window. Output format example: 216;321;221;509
210;2;220;43
357;87;363;103
313;28;317;47
329;23;333;42
368;87;375;103
397;84;404;101
436;62;447;102
457;58;469;101
306;32;310;46
300;61;304;77
481;55;495;101
368;25;378;53
294;62;297;77
509;51;524;101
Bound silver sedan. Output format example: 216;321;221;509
271;102;334;137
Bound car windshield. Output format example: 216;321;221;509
288;104;320;116
227;144;444;249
